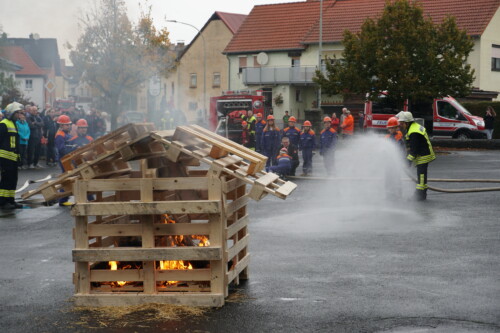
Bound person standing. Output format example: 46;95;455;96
0;102;23;209
330;113;340;132
299;120;315;176
43;108;58;166
55;115;75;206
385;116;405;153
358;111;365;132
397;111;435;201
484;106;496;140
262;115;281;167
319;117;338;175
282;116;301;148
340;108;354;139
282;111;290;127
254;113;266;153
280;136;299;176
240;121;255;150
69;119;94;148
16;112;30;170
26;104;44;168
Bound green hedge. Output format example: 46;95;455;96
461;101;500;139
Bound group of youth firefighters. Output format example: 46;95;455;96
240;109;435;201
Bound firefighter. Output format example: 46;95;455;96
262;115;281;167
299;120;315;176
69;119;94;148
340;108;354;138
397;111;435;201
255;113;266;152
240;121;255;150
385;116;405;154
320;116;338;175
268;148;292;179
282;116;300;147
241;110;257;133
0;102;24;209
55;114;76;206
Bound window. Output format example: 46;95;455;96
238;57;247;74
253;56;260;68
492;44;500;71
190;73;197;88
188;102;198;111
295;89;302;102
437;101;466;121
213;72;221;88
291;58;301;67
25;79;33;89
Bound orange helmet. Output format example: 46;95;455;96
267;115;275;120
323;116;332;122
303;120;312;127
256;113;263;118
76;119;88;127
386;117;399;128
241;121;248;126
289;116;297;122
57;114;71;124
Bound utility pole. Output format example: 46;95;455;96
318;0;323;111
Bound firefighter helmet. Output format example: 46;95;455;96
396;111;414;122
289;116;297;122
267;115;275;120
323;116;332;122
76;119;88;127
303;120;312;127
4;102;23;119
386;117;399;128
57;114;72;124
256;113;263;118
241;121;248;126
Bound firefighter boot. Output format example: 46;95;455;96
415;189;426;201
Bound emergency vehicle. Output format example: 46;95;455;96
364;95;486;139
54;99;76;113
209;90;265;141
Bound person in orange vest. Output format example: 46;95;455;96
385;116;405;154
299;120;315;176
340;108;354;138
330;113;340;132
240;120;255;150
320;116;338;175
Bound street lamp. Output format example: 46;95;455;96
166;20;206;121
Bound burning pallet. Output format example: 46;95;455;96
25;123;296;307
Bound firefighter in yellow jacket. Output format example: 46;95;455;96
397;111;435;201
0;102;24;209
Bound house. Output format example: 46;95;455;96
224;0;500;124
165;11;247;123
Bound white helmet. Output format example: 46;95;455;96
396;111;414;122
4;102;24;119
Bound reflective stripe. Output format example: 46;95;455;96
407;154;415;161
0;189;15;198
406;122;435;164
0;150;18;161
416;174;426;190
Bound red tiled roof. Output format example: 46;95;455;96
224;1;335;54
303;0;500;43
0;46;46;76
216;11;247;34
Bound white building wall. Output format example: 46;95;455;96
479;6;500;100
17;76;44;107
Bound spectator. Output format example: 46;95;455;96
43;109;58;166
484;106;496;140
282;111;290;127
86;108;106;138
299;120;315;176
262;115;281;167
330;113;340;132
282;116;300;147
340;108;354;139
281;136;299;176
55;115;75;206
26;104;44;169
16;112;30;170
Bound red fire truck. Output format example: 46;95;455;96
209;90;265;141
53;99;76;113
364;95;485;139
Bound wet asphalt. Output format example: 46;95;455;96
0;149;499;333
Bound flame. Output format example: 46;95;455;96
191;235;210;247
109;261;126;287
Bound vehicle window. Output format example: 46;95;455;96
437;101;466;120
372;97;399;115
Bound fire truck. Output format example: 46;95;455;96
53;99;76;113
209;90;265;142
364;95;486;139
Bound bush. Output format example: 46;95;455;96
461;101;500;139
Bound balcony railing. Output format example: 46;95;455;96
242;66;322;85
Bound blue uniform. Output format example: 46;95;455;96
299;130;315;175
55;129;74;204
69;134;93;149
262;127;281;166
320;128;337;175
268;153;291;177
255;120;266;152
282;126;301;147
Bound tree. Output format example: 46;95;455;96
70;0;174;129
314;0;475;108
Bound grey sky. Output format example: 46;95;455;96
0;0;303;61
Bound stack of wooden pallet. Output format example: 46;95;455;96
23;123;296;307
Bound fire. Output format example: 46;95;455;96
109;261;126;286
191;235;210;247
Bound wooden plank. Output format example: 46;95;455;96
157;268;211;281
73;247;222;262
154;223;210;236
275;181;298;198
226;215;249;239
90;269;143;282
255;172;280;186
225;196;249;215
213;155;244;168
88;224;142;237
83;178;209;191
73;293;224;307
222;178;246;193
227;253;250;283
72;201;220;216
227;234;249;260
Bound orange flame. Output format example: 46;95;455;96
109;261;126;287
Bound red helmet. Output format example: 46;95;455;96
267;115;275;120
289;116;297;122
323;116;332;122
386;117;399;128
57;115;71;124
256;113;263;118
76;119;88;127
303;120;312;127
241;121;248;126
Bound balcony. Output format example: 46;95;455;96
242;66;321;85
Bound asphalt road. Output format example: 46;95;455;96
0;149;499;333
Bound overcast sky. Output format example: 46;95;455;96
0;0;304;61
